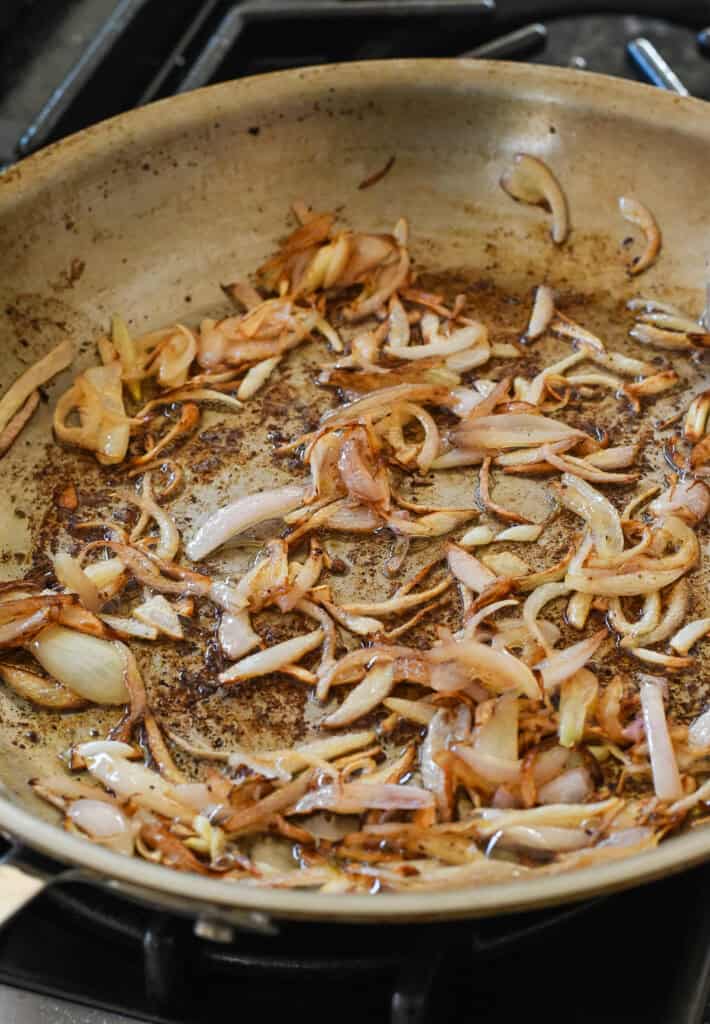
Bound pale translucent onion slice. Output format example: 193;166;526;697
68;799;130;840
186;484;306;560
556;472;624;557
99;614;158;641
386;323;486;361
237;357;282;399
455;414;587;452
340;577;451;617
558;668;598;748
493;825;592;853
495;524;543;543
383;696;436;725
452;745;521;785
537;767;592;804
481;551;530;577
447;543;496;594
648;479;710;525
688;708;710;749
565;592;593;630
323;662;395;728
53;552;101;614
542;447;637;485
567;565;687;597
525;285;555;341
621;578;688;648
29;627;128;705
218;629;323;684
500;154;569;244
474;692;519;762
523;581;570;654
670;618;710;656
420;708;456;818
584;445;638;470
428;639;539;699
459;525;495;547
607;592;661;642
472;798;620;836
639;675;682;801
630;324;694;351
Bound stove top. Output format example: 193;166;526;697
0;859;708;1024
1;2;710;1023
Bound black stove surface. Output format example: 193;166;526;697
0;860;707;1024
2;2;710;1022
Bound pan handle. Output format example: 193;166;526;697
0;834;277;937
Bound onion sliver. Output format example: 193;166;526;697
566;565;687;597
556;473;623;558
218;629;323;684
68;799;129;839
500;154;569;245
452;745;521;786
429;639;539;699
688;708;710;749
670;617;710;656
186;484;306;560
639;675;682;801
455;414;587;452
536;630;606;693
523;582;570;655
447;543;496;594
29;626;128;705
525;285;555;341
537;767;592;805
219;610;261;660
558;668;598;748
324;662;395;728
53;552;101;614
0;339;73;435
293;781;433;814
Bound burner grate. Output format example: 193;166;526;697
10;1;710;164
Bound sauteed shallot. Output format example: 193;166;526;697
2;177;710;894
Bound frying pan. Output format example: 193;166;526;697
0;59;709;933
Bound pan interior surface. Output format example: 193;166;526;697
0;60;709;920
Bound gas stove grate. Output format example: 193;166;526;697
9;1;710;163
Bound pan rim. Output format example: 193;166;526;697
1;57;709;920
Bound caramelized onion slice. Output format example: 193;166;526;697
428;638;539;699
501;154;569;244
0;663;87;709
218;629;323;684
323;662;395;728
556;472;623;558
0;339;73;435
619;197;661;276
536;630;606;693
